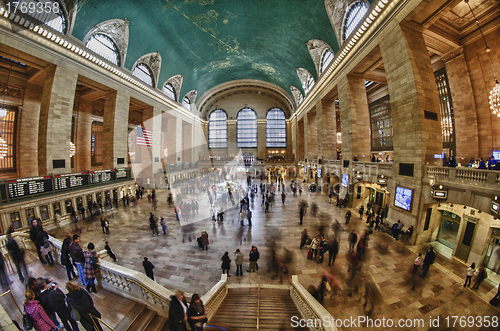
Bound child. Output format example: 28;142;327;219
413;253;422;273
104;241;118;262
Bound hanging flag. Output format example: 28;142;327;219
136;127;153;147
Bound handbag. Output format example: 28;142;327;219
23;310;33;330
70;307;81;321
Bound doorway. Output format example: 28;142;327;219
437;210;460;249
484;228;500;273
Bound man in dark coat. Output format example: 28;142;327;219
143;257;155;280
169;289;188;331
420;245;435;277
36;278;62;328
30;219;46;264
48;283;80;331
328;237;339;266
5;233;28;282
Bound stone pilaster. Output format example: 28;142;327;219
162;113;177;164
297;118;305;159
38;65;78;175
227;120;237;157
182;120;193;162
322;99;337;160
257;120;266;159
103;90;130;169
176;116;183;162
306;110;318;159
19;83;42;177
75;98;92;171
142;106;163;188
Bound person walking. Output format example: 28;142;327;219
104;241;117;262
61;238;77;281
247;209;252;226
5;233;29;283
160;217;167;235
348;230;357;252
299;229;308;249
413;253;423;274
221;252;231;277
83;243;99;293
299;206;305;225
69;235;87;287
23;289;57;331
472;265;487;290
328;237;338;266
358;205;364;219
100;218;106;234
345;210;351;224
143;257;155;280
464;262;475;288
149;213;159;237
104;219;110;234
201;231;209;250
234;249;244;276
169;289;188;331
420;246;435;278
30;219;47;264
65;281;103;331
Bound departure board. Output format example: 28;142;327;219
7;176;53;199
89;169;116;184
53;172;89;191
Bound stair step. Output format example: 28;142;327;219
144;313;167;331
115;302;146;331
127;308;156;331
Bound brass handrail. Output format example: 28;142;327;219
125;278;170;305
257;276;260;329
0;290;22;315
90;313;115;331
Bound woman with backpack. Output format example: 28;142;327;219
37;224;54;266
83;243;99;293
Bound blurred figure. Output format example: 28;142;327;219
65;281;103;331
0;251;10;289
5;233;28;283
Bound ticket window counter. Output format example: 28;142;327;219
86;194;93;208
105;191;111;201
53;202;61;217
25;208;36;225
10;212;21;229
39;205;50;221
76;197;83;210
112;189;118;200
96;192;102;203
65;199;73;214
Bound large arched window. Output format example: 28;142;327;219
304;74;315;95
132;63;154;86
237;107;257;148
182;96;190;110
320;49;334;75
266;108;286;148
343;1;368;42
162;83;176;101
85;33;120;66
10;0;67;34
208;109;228;149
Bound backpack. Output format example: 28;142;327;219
89;253;98;269
43;237;50;249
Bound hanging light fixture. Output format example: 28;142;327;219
465;0;499;117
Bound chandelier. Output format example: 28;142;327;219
465;0;499;116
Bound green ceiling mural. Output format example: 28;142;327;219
72;0;341;102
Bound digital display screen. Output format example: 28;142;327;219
304;166;307;173
342;174;349;188
395;186;413;211
435;191;446;197
54;172;88;191
89;169;116;184
7;176;53;199
317;169;321;178
493;151;500;160
492;201;499;214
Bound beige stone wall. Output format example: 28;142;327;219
38;65;78;175
182;120;193;162
297;119;305;159
321;99;337;160
19;83;42;177
75;98;92;171
306;110;318;159
162;113;177;164
103;90;130;169
257;121;266;159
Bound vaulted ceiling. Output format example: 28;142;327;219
72;0;342;103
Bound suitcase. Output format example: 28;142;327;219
197;237;202;248
307;250;313;260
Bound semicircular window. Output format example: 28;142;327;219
343;1;368;42
10;0;67;34
208;109;227;149
237;107;257;148
320;49;334;75
304;74;315;95
85;34;120;66
266;108;286;148
132;63;153;87
162;83;176;101
182;96;190;110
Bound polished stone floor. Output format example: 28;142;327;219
13;177;500;330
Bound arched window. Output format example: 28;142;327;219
208;109;227;149
10;0;67;34
343;1;368;42
85;33;120;66
297;92;304;105
320;49;334;74
132;63;154;86
266;108;286;148
182;96;190;110
162;83;176;101
304;74;315;95
237;107;257;148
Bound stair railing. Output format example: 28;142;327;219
257;276;260;329
89;314;115;331
0;290;22;315
202;274;228;321
125;278;170;307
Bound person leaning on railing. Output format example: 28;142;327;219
187;293;208;331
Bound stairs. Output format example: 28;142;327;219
114;302;169;331
208;288;308;331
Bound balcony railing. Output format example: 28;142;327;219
425;166;499;187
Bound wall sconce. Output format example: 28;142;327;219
450;203;454;207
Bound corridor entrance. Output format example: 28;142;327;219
437;210;460;249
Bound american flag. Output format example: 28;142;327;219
136;127;153;147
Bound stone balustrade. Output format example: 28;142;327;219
290;275;337;331
425;166;499;188
201;274;228;321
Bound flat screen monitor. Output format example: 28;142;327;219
491;201;499;215
493;151;500;161
304;166;307;173
317;169;321;178
341;174;349;188
394;186;413;212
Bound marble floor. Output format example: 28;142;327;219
9;178;500;330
